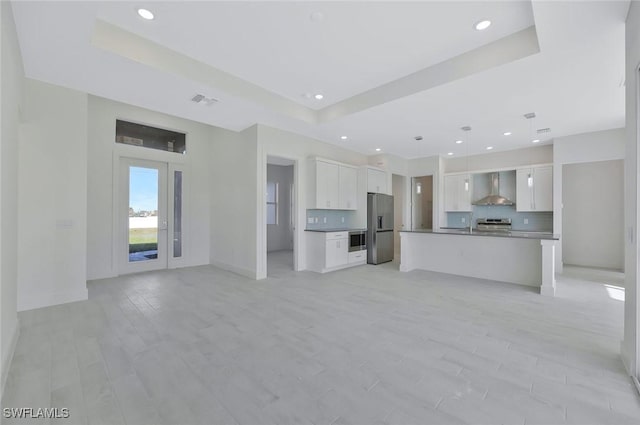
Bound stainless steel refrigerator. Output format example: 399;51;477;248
367;193;394;264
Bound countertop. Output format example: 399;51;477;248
400;228;559;240
305;228;367;233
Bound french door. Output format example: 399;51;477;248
119;158;183;274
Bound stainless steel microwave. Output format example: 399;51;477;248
348;231;366;252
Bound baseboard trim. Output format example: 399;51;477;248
1;319;20;399
18;287;89;312
210;260;257;280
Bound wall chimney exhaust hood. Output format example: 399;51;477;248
472;173;515;206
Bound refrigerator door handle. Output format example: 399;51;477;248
377;216;383;229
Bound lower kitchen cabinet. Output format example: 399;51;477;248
325;235;348;268
306;231;367;273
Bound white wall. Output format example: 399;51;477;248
1;0;23;396
266;164;293;252
624;3;640;382
562;160;624;271
17;79;88;311
210;125;259;278
257;124;368;276
553;128;626;273
87;96;212;280
392;174;406;258
443;145;553;173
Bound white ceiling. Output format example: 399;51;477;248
11;0;628;159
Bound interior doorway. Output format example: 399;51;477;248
562;160;624;272
411;175;434;231
266;156;296;276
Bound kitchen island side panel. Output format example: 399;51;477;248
400;232;542;287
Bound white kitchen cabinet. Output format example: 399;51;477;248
306;231;365;273
516;166;553;212
367;168;387;194
339;165;357;210
309;159;340;209
325;236;349;268
309;159;358;210
444;174;472;212
348;250;366;264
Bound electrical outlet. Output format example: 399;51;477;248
314;217;318;223
323;217;327;223
524;218;529;225
341;217;345;223
308;217;314;224
461;217;466;223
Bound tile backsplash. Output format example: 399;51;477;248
306;209;358;230
447;205;553;232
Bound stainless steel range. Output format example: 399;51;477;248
476;218;512;232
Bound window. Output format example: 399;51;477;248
267;182;278;225
116;120;186;154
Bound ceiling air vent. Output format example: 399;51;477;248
537;128;551;134
191;94;218;106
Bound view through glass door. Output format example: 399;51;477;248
120;158;168;274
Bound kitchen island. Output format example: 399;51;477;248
399;229;559;296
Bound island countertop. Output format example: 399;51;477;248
400;228;559;240
399;229;558;295
305;228;367;233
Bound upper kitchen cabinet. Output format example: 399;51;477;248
444;174;473;212
366;167;388;194
339;165;358;210
308;158;357;210
516;165;553;212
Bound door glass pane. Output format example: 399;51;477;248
173;170;183;258
129;166;158;262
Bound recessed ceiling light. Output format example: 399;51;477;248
447;152;454;156
475;20;491;31
340;136;348;140
137;8;154;20
455;140;463;144
375;148;381;152
314;94;324;100
486;146;494;150
532;139;540;143
503;132;512;136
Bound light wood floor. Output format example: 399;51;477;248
2;252;639;424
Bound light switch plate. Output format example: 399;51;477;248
524;218;529;225
341;217;345;223
323;217;327;223
461;217;466;223
308;217;314;224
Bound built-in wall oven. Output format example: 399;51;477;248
348;231;366;252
